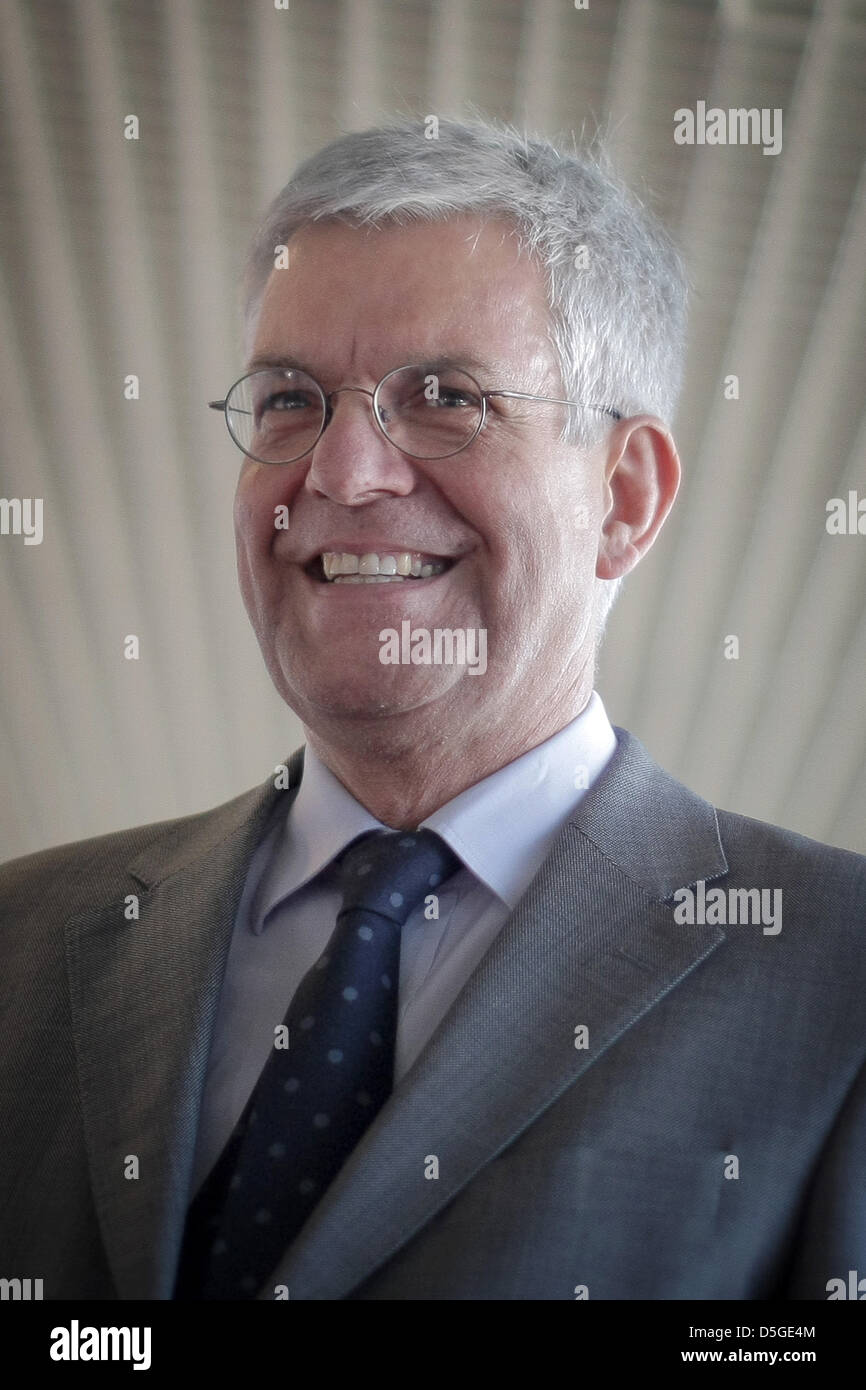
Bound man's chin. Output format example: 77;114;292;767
277;669;469;726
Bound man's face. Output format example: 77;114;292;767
234;216;605;745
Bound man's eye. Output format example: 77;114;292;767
430;389;474;408
261;391;313;413
415;385;478;409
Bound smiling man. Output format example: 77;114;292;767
232;213;676;826
1;118;864;1303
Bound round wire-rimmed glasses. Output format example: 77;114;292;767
209;363;623;464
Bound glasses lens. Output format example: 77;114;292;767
227;369;325;462
376;366;483;458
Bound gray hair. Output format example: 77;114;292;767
243;116;687;638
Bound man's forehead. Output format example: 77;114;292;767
255;215;538;314
249;216;555;383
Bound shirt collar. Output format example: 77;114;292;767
251;690;616;932
420;689;616;908
250;752;385;933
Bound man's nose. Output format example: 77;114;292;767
303;387;417;504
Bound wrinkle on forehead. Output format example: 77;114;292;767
250;216;559;394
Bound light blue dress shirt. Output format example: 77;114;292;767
190;691;617;1194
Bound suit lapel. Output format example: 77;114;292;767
64;750;304;1299
265;730;730;1299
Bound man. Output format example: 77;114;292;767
1;118;864;1302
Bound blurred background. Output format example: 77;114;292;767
1;0;864;860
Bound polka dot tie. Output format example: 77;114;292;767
174;828;459;1300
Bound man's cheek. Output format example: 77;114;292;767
238;501;277;567
233;491;264;561
236;466;288;534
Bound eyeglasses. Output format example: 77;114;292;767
209;364;622;464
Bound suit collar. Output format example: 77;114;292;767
577;726;727;898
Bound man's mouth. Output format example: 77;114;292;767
307;551;453;584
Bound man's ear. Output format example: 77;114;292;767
596;415;681;581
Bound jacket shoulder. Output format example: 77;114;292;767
0;776;279;931
715;804;866;889
602;729;866;945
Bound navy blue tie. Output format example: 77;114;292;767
174;827;459;1300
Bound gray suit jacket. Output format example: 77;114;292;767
1;729;864;1300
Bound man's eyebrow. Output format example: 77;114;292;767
416;353;497;378
245;353;309;372
244;352;498;378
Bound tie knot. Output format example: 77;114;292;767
335;829;459;926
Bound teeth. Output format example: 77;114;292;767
319;551;448;582
333;574;407;584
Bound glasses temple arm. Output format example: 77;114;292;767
486;390;621;420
